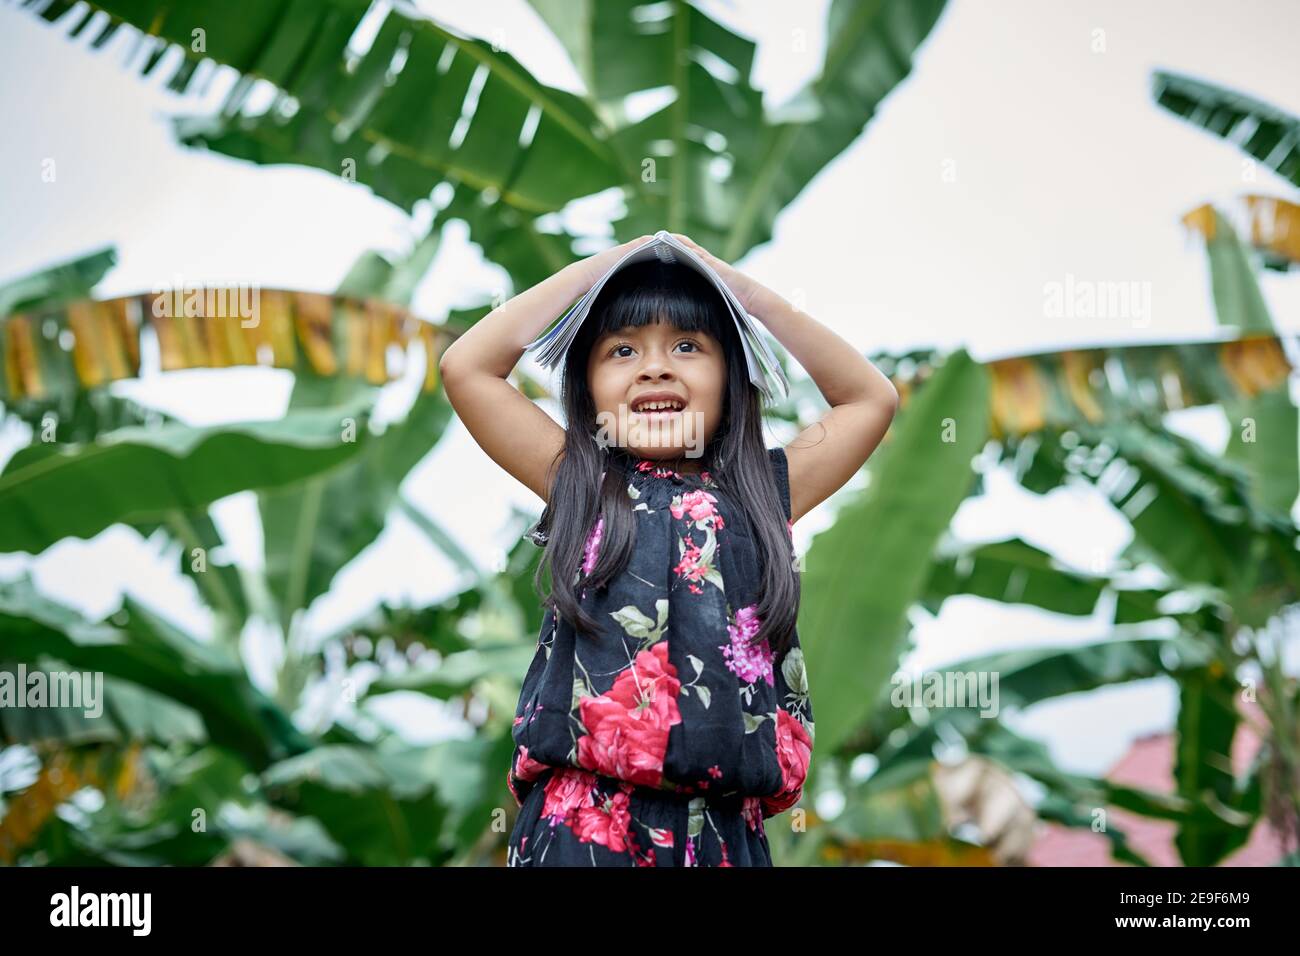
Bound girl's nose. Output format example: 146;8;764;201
637;353;675;379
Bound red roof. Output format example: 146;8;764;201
1026;696;1292;866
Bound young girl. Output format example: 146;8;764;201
439;233;898;866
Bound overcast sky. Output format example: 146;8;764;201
2;0;1297;783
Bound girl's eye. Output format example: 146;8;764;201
608;339;699;358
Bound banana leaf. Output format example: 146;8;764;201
0;579;311;767
1175;664;1256;865
800;349;990;754
0;396;372;555
0;657;206;747
1152;70;1300;188
0;245;115;316
259;388;453;632
1190;208;1299;517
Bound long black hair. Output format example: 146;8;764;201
527;258;800;657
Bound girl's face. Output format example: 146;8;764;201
587;318;725;468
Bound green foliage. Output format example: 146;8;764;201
0;246;116;317
0;397;372;556
800;349;990;754
1152;70;1300;188
5;3;1297;868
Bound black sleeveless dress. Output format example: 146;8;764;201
506;446;815;867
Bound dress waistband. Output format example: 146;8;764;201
533;766;752;867
541;767;746;809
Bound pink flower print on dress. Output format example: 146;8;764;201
669;489;724;529
578;514;605;600
635;460;683;479
541;766;600;826
759;708;813;817
719;603;775;686
571;787;635;853
667;487;725;595
577;641;683;788
506;745;550;807
581;514;605;576
513;745;548;783
672;538;709;594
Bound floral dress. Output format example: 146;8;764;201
506;446;815;867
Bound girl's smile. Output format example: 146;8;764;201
587;319;725;463
629;389;689;423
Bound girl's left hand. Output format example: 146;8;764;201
670;233;768;315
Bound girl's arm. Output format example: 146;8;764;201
438;236;654;503
750;287;899;522
670;235;899;524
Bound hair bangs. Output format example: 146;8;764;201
588;259;734;346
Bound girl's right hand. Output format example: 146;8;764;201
572;235;655;291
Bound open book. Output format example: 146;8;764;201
522;230;790;403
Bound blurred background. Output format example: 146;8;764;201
1;0;1297;866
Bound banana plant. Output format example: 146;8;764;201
19;0;951;288
0;234;502;864
781;78;1300;862
0;565;513;865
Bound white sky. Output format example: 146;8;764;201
1;0;1297;781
